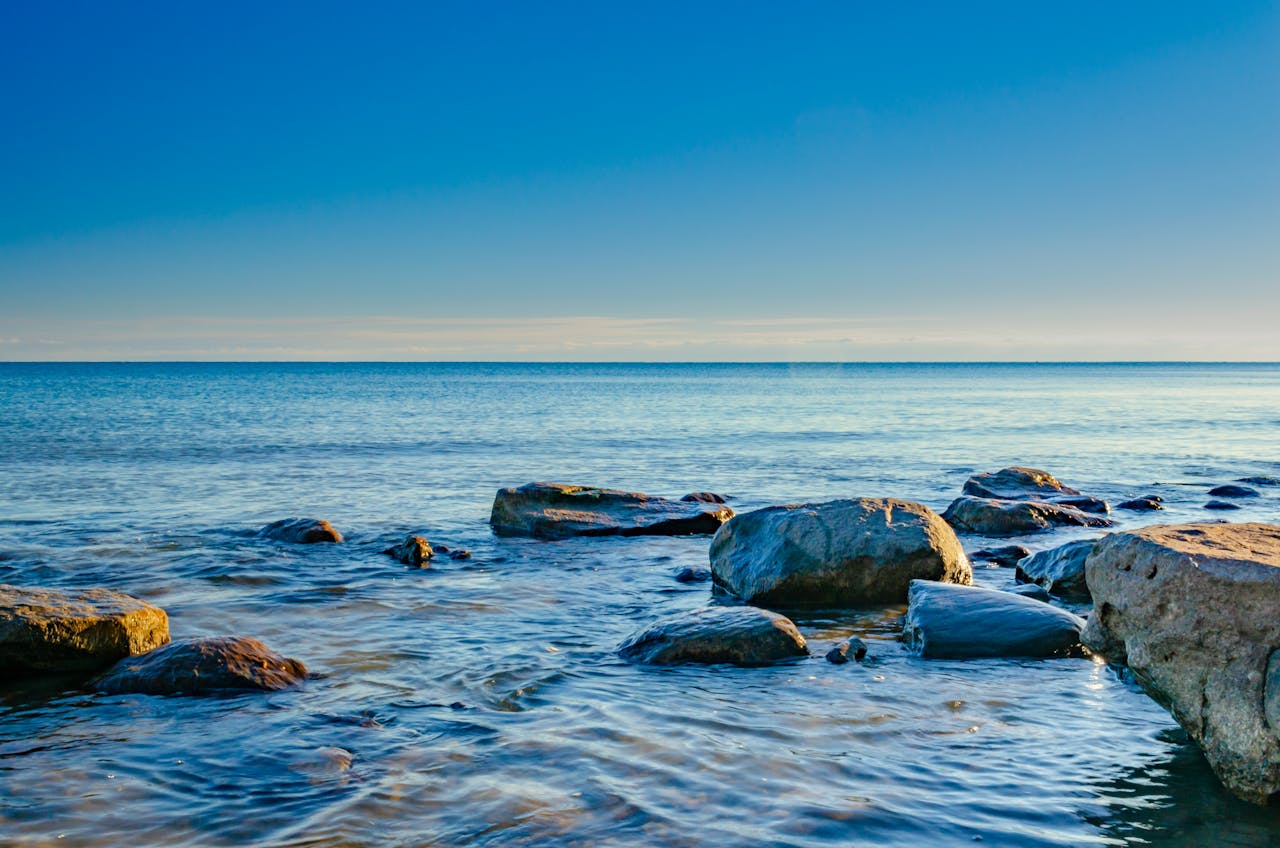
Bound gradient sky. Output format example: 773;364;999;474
2;1;1278;360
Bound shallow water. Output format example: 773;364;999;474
2;362;1280;847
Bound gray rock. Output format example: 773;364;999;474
1117;497;1163;511
681;492;727;504
1209;484;1260;498
258;518;343;544
489;482;734;539
969;545;1031;567
903;580;1086;659
674;566;711;583
1;584;170;677
942;496;1113;536
1050;495;1110;514
825;637;868;664
94;636;307;695
384;534;433;566
1204;501;1242;511
617;606;807;666
1082;523;1280;804
709;498;971;608
1238;476;1280;486
1007;583;1051;602
1015;539;1098;600
962;467;1081;500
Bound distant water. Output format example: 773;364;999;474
2;362;1280;847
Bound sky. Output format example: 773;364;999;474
1;1;1278;361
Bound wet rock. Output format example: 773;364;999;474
1204;501;1241;511
617;606;807;666
1081;523;1280;804
1007;583;1051;602
490;482;734;539
384;535;433;566
93;636;307;695
1238;476;1279;486
710;498;971;608
942;496;1112;536
681;492;727;504
903;580;1085;659
1208;484;1260;498
1;584;170;677
258;518;343;544
674;566;712;583
1050;495;1110;514
969;545;1031;567
1118;497;1163;511
962;467;1081;501
825;637;868;664
447;548;472;561
1015;539;1097;600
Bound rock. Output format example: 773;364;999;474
1007;583;1051;601
617;606;807;666
1;585;170;677
710;498;971;608
942;496;1113;536
962;467;1081;500
1117;497;1163;511
384;534;433;566
969;545;1031;567
674;566;712;583
1204;501;1242;511
1209;484;1260;498
825;637;868;664
1238;476;1280;486
1014;539;1097;600
1050;495;1110;514
490;482;734;539
1081;523;1280;804
93;636;307;695
258;518;342;544
903;580;1086;659
681;492;727;504
447;548;472;560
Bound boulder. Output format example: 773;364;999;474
1209;485;1260;498
258;518;342;544
1204;501;1241;511
1238;476;1279;486
962;467;1080;500
1007;583;1051;602
681;492;727;504
94;636;307;695
942;496;1113;536
384;535;433;565
1015;539;1097;600
1;584;170;677
1118;497;1163;512
489;482;734;539
709;498;971;608
969;545;1031;567
825;637;868;664
1081;523;1280;804
617;606;807;666
903;580;1086;659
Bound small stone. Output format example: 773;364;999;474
969;545;1031;567
447;549;472;561
383;535;433;566
258;518;342;544
825;637;869;664
681;492;727;504
1204;501;1242;510
1208;484;1260;498
1117;497;1163;511
674;567;712;583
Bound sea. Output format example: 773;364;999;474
2;362;1279;847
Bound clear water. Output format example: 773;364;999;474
2;362;1279;847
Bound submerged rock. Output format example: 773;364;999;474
942;496;1112;536
1015;539;1097;600
1117;497;1163;511
1;585;170;677
1208;484;1260;498
94;636;307;695
903;580;1085;659
825;637;868;664
617;606;807;666
258;518;343;544
681;492;727;504
674;566;712;583
709;498;971;608
1238;476;1280;486
384;534;433;566
489;482;733;539
1204;501;1241;511
962;467;1081;500
969;545;1031;567
1007;583;1051;602
1082;523;1280;805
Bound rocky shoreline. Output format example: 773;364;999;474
3;467;1279;805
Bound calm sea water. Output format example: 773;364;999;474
2;362;1280;847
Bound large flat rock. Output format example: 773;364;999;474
903;579;1085;659
1082;523;1280;804
489;482;733;539
618;606;807;666
94;636;307;695
709;498;971;608
0;584;170;677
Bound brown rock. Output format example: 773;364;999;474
258;518;342;544
94;636;307;695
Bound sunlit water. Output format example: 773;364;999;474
2;362;1280;847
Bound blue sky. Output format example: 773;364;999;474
2;1;1277;360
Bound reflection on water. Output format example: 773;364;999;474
2;363;1280;846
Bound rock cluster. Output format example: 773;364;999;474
942;468;1113;536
